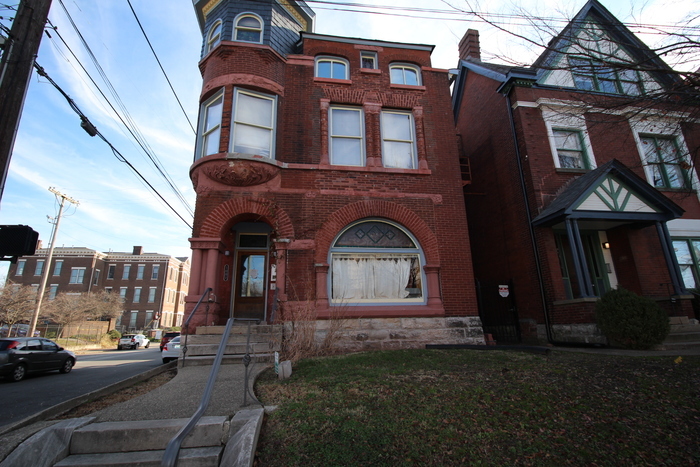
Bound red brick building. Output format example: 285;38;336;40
452;0;699;344
187;0;482;349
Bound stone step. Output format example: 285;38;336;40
663;331;700;344
54;446;222;467
669;324;700;334
183;342;279;357
195;324;283;335
181;354;275;367
68;417;228;454
185;333;281;345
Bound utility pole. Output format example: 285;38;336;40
0;0;53;204
29;187;79;337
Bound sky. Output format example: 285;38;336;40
0;0;697;282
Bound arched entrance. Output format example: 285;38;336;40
229;221;273;321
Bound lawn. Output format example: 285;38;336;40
254;349;700;466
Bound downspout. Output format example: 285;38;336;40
503;92;562;346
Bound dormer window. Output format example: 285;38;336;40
389;64;421;86
569;57;642;96
234;14;263;43
315;57;349;80
206;20;222;53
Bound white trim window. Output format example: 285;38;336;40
639;135;690;189
151;264;160;280
133;287;142;303
206;20;222;53
196;90;224;160
53;260;63;276
381;110;417;169
541;107;596;170
120;287;128;300
148;287;157;303
107;264;116;279
315;56;349;80
136;264;145;280
122;265;131;280
360;51;377;69
129;311;138;328
34;260;44;276
552;129;590;169
330;220;425;305
231;88;276;158
68;268;85;284
49;284;58;300
330;107;365;166
234;13;263;43
16;260;25;275
389;63;421;85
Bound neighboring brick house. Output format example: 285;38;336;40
187;0;482;349
6;246;190;331
452;0;699;344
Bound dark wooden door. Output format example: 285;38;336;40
233;252;266;320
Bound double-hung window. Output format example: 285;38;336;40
108;264;116;279
49;285;58;300
315;57;349;80
381;111;417;169
69;268;85;284
553;129;589;169
206;20;222;53
53;260;63;276
640;135;689;189
35;260;44;276
16;260;25;275
122;265;131;280
234;14;262;43
137;265;145;280
197;91;224;159
389;64;421;86
151;265;160;280
673;239;700;289
231;88;276;157
330;107;364;166
133;287;142;303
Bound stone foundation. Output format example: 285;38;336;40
537;323;606;345
294;316;485;352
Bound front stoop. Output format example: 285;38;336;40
661;317;700;350
180;325;283;367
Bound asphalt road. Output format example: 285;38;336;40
0;346;163;428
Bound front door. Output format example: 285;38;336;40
233;251;267;320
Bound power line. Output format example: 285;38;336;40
126;0;196;135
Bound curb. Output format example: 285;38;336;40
0;360;177;437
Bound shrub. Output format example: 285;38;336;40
107;329;121;341
595;287;670;350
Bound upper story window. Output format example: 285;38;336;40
34;260;44;276
389;64;421;86
315;56;349;80
330;107;365;166
196;90;224;160
122;264;131;280
53;260;63;276
553;129;590;169
231;88;276;158
206;20;222;53
107;264;116;279
381;110;417;169
16;260;25;275
69;268;85;284
234;14;262;43
137;264;145;280
568;57;643;96
151;265;160;280
672;238;700;289
639;135;690;189
360;51;377;69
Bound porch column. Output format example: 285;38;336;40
656;221;684;295
189;247;203;295
423;264;443;306
565;219;594;297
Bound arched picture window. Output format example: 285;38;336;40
389;63;421;86
315;56;349;80
206;20;222;53
234;14;262;43
329;220;425;304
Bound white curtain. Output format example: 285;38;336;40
332;256;413;300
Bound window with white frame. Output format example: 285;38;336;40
69;268;85;284
151;264;160;280
389;63;421;86
196;91;224;159
49;284;58;300
234;14;262;43
552;129;590;169
639;135;690;189
381;111;417;169
105;287;113;294
206;20;222;53
148;287;156;303
53;260;63;276
129;311;138;328
133;287;141;303
315;56;349;80
330;220;424;304
120;287;127;300
35;260;44;276
108;264;116;279
673;238;700;289
231;88;276;157
330;107;365;166
360;51;377;69
16;260;25;275
122;265;131;280
568;56;643;96
137;264;145;280
93;269;100;286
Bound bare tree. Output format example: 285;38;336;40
85;289;123;321
0;282;37;336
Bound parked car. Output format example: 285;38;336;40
159;331;181;352
0;337;76;382
161;336;181;364
117;334;150;350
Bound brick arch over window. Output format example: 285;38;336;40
199;198;294;239
314;200;439;264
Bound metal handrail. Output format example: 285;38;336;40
181;288;212;366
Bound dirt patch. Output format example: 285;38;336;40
51;368;178;420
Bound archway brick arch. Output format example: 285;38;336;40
314;200;440;264
198;197;295;239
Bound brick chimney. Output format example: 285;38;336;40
132;246;144;255
458;29;481;61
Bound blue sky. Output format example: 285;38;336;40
0;0;697;282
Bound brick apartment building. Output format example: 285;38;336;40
186;0;482;349
7;246;190;331
452;0;700;344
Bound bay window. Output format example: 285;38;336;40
196;91;224;160
231;88;276;158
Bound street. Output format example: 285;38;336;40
0;346;163;428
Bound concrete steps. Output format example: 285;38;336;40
660;317;700;350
